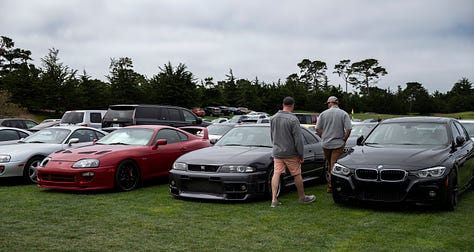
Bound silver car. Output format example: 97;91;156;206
0;127;32;145
0;126;107;183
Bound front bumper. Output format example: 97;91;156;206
331;172;449;206
0;160;26;178
169;169;267;201
37;165;116;191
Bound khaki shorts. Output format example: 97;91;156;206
274;157;301;176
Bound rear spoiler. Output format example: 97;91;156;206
179;126;209;140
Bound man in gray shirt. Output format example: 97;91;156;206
270;96;316;207
316;96;352;193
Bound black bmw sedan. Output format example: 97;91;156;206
332;117;474;210
169;124;326;201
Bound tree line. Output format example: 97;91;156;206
1;36;473;117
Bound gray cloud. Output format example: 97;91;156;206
1;0;473;93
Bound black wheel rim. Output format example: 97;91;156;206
117;162;139;191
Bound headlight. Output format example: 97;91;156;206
0;155;11;163
40;157;51;167
332;163;352;176
220;165;256;173
417;166;446;178
173;162;188;170
72;159;100;168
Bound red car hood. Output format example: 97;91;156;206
49;144;143;162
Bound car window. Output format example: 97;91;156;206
24;120;38;128
61;112;85;124
166;108;181;121
18;131;29;139
94;131;106;140
183;110;197;122
0;129;20;141
453;121;469;141
136;107;159;119
301;128;319;144
90;113;103;123
69;129;98;142
25;128;71;144
155;128;181;144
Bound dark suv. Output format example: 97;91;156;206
101;104;211;131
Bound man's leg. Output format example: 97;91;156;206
323;148;333;192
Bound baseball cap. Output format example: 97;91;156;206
326;96;338;103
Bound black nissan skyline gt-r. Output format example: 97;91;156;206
169;124;327;201
331;116;474;210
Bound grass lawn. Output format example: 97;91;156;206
1;179;473;252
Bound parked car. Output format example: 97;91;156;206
332;117;474;211
459;119;474;141
191;107;205;117
206;123;237;141
0;126;107;183
169;124;326;201
37;125;211;191
0;127;31;145
211;117;229;124
60;110;106;129
101;104;210;132
295;113;318;125
29;120;60;132
0;118;38;130
204;106;222;117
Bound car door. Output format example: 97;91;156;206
146;128;189;178
452;121;474;190
300;127;325;177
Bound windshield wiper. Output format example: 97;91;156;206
26;141;45;143
108;142;129;145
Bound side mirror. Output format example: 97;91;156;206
68;138;80;146
456;136;465;146
356;135;364;146
210;138;219;144
196;117;203;125
153;139;167;150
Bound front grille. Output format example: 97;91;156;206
380;170;407;181
40;174;75;182
187;165;220;172
355;169;407;182
355;169;377;180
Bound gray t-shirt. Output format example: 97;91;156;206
316;105;352;149
270;110;303;159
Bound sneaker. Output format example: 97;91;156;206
299;195;316;204
270;201;282;208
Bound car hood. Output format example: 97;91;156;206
176;145;272;165
49;144;143;161
0;143;66;161
339;144;451;170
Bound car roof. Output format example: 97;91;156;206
0;126;31;133
459;119;474;123
382;116;453;124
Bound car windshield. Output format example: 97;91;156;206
216;126;272;147
207;124;234;135
350;123;376;138
364;122;449;146
97;128;154;145
23;128;71;144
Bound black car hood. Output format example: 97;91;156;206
339;144;451;170
176;145;272;165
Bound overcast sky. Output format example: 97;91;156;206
1;0;473;93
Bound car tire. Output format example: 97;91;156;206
318;162;329;183
332;190;344;204
114;160;140;191
443;170;458;211
266;168;282;199
23;156;43;183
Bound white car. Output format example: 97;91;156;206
0;126;107;183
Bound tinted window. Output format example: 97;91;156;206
167;108;182;121
104;109;134;120
0;129;20;141
69;129;98;142
183;110;197;122
18;131;30;138
90;113;103;123
136;107;159;119
155;128;181;144
61;112;85;124
453;121;469;141
301;128;319;144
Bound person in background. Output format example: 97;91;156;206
316;96;352;193
270;96;316;207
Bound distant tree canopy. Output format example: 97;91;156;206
0;36;473;117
